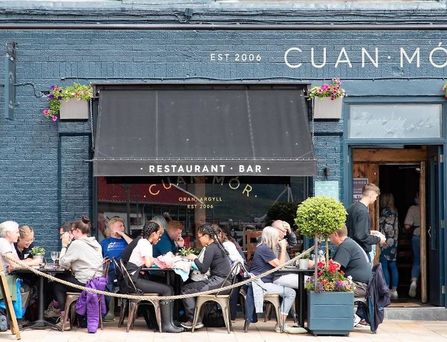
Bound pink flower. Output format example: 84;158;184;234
52;115;58;122
42;108;50;117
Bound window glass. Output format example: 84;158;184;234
348;104;442;139
97;176;309;246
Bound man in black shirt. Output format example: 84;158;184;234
346;183;385;259
330;226;371;297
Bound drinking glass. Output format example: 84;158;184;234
50;251;60;268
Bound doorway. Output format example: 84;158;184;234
351;146;444;305
379;165;419;300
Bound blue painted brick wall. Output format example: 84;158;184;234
0;15;445;250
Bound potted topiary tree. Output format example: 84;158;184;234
295;196;354;336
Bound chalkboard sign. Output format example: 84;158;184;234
315;181;339;200
353;178;368;202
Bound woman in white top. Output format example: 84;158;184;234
123;221;183;333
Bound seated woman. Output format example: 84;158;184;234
213;224;245;320
52;217;104;327
249;226;296;333
180;224;232;330
122;221;183;333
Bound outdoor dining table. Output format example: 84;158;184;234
13;266;68;330
275;266;314;327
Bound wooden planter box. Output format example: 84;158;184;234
313;97;343;119
307;291;354;336
60;99;89;120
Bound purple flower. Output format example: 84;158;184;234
48;94;54;99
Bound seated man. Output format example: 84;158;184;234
329;225;372;298
100;216;132;320
329;225;372;327
152;219;184;258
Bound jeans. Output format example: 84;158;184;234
379;254;399;289
411;235;421;279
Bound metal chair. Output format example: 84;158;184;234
112;258;162;332
118;293;162;332
191;261;244;333
61;258;110;331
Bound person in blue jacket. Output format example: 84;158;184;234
100;216;132;320
152;218;185;258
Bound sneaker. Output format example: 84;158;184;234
353;314;361;327
44;302;61;319
390;289;399;300
55;317;70;331
284;325;307;334
103;311;115;322
409;281;417;298
180;321;204;330
0;314;7;332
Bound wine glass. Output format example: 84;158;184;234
50;251;59;268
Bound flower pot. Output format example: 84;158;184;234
313;97;343;120
298;259;309;270
60;99;89;120
307;291;354;336
33;255;44;267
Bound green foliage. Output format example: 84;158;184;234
31;246;46;255
295;196;347;239
178;247;200;256
266;201;299;228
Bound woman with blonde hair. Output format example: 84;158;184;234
249;226;296;333
379;192;399;299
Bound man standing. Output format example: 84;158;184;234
346;183;385;259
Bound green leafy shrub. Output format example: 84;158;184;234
31;246;46;255
295;196;346;239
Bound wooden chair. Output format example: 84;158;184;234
244;229;262;262
61;258;110;331
191;262;244;333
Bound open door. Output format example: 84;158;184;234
427;146;444;306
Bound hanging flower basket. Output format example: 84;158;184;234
60;99;89;120
308;78;345;120
42;83;93;122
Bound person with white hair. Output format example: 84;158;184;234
248;226;297;333
0;220;21;273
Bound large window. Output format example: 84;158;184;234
97;176;309;244
348;104;442;139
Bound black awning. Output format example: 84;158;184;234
93;85;316;177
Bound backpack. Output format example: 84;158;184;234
112;258;142;295
201;302;225;327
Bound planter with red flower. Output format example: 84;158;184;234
308;78;346;119
42;83;93;121
295;196;353;336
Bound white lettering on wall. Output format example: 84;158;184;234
400;47;420;68
284;47;302;68
361;48;379;68
311;47;327;69
335;48;353;68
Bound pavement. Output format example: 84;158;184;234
2;319;447;342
